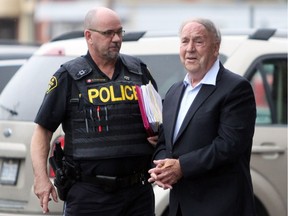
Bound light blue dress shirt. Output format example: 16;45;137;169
173;59;220;142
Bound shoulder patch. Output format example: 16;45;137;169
46;76;58;94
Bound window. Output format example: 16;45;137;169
136;54;186;98
248;55;287;124
0;19;18;40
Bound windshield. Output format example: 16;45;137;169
0;64;22;93
0;56;73;121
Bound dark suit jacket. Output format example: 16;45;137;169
153;63;257;216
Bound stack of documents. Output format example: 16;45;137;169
136;81;163;136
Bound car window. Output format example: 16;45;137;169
248;55;287;125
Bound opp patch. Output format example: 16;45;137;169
46;76;58;93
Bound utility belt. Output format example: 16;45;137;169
49;142;150;201
80;172;149;192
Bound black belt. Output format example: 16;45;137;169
80;172;149;192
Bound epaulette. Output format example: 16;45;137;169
62;57;92;80
120;54;144;76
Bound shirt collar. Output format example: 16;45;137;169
183;59;219;87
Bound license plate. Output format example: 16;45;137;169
0;159;20;185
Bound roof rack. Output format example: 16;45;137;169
50;31;84;42
123;31;146;41
249;29;276;40
50;31;146;42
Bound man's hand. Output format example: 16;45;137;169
148;159;183;190
147;135;158;147
30;125;56;213
33;175;58;214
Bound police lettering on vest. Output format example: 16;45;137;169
88;83;138;105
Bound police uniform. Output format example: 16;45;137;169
35;52;157;216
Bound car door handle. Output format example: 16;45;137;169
252;143;285;159
252;144;286;154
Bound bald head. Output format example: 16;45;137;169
83;7;123;65
84;7;121;30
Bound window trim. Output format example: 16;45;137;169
245;53;287;125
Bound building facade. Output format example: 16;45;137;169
0;0;287;44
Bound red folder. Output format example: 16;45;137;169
136;85;155;136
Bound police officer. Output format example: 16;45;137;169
31;7;158;216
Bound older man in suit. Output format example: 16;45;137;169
149;18;257;216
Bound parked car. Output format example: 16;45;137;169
0;29;286;216
0;43;38;94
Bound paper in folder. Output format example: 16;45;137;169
136;81;163;136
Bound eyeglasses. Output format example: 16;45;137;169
88;28;125;37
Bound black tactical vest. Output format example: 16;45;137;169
62;55;154;160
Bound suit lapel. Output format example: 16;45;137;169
173;84;216;144
165;83;187;144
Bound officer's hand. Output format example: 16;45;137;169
147;135;158;147
34;175;58;214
